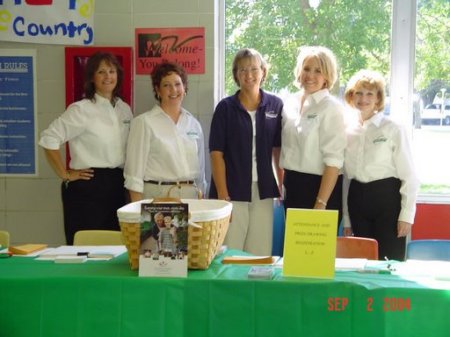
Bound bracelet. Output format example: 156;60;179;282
316;197;327;207
63;171;70;188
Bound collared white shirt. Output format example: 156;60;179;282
280;89;346;174
343;112;419;226
39;94;132;169
124;105;206;194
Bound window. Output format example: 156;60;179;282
412;0;450;198
219;0;450;199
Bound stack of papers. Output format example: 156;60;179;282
335;258;368;271
222;256;279;265
37;245;127;261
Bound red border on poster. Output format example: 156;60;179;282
135;27;205;75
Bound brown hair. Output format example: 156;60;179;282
83;51;123;100
232;48;268;87
151;62;188;102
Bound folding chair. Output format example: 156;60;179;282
336;236;379;260
73;230;123;245
406;240;450;261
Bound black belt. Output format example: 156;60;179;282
144;180;194;185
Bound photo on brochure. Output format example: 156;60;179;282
140;202;189;260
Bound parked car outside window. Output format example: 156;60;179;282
420;103;450;125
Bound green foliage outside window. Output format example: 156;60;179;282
225;0;449;100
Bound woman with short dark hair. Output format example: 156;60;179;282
124;62;206;201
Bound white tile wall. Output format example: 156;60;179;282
0;0;218;245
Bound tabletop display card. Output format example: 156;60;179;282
282;208;338;279
139;202;189;278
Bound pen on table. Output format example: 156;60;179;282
357;269;391;275
384;256;396;271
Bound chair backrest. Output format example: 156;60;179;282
406;240;450;261
336;236;379;260
0;230;10;248
73;230;123;246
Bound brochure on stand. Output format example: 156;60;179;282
139;202;189;278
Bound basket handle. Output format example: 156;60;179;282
151;196;198;227
166;184;203;199
152;197;182;203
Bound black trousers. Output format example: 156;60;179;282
283;170;343;230
61;167;128;245
348;177;405;261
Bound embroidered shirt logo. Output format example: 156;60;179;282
373;136;387;144
186;131;199;139
265;110;278;119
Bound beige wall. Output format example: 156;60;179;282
0;0;218;245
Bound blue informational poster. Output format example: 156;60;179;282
0;50;37;176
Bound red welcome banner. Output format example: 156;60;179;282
135;27;205;75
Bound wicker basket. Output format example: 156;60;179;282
117;199;232;270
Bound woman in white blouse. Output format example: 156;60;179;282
343;70;419;260
124;62;206;201
280;46;346;226
39;52;133;244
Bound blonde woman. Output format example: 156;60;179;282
280;46;346;226
343;69;419;260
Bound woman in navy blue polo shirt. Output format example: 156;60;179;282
209;48;283;256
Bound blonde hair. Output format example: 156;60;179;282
344;69;386;112
293;46;338;90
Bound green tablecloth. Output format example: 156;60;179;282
1;251;449;337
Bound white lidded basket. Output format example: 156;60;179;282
117;199;232;270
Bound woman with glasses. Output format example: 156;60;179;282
209;48;283;255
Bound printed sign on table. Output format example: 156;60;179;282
135;27;205;75
282;208;338;279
